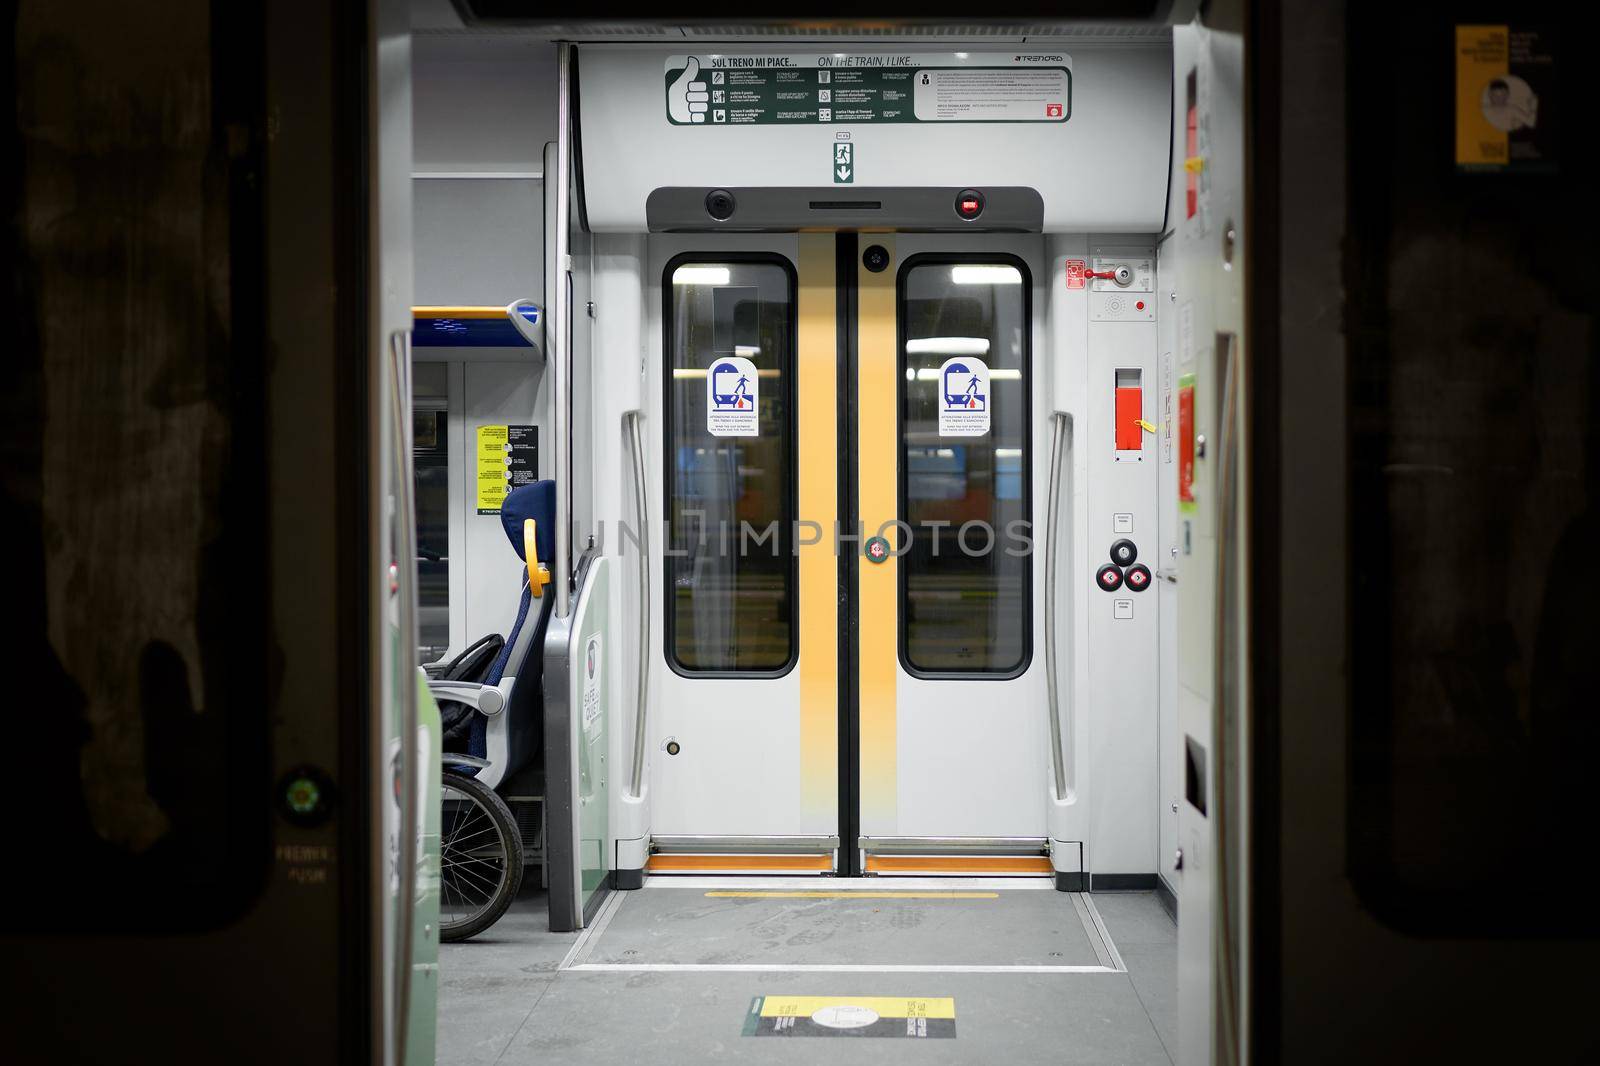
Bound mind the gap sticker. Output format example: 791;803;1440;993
706;356;759;436
743;995;956;1038
938;356;990;437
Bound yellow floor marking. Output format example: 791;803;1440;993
704;883;992;889
760;995;956;1019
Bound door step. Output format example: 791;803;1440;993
647;835;839;874
864;854;1054;876
858;836;1053;877
647;854;834;874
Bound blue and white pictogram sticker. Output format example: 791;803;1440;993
707;356;760;436
938;356;990;436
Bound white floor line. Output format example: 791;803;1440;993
564;962;1125;975
641;875;1056;891
556;889;627;971
561;881;1131;976
1082;895;1129;973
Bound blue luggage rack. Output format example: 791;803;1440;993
412;303;542;351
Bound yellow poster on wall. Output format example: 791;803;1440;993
476;424;540;515
476;424;510;515
1456;25;1556;172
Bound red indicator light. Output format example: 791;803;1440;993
1136;300;1145;310
961;200;978;214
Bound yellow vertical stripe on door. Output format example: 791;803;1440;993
857;238;898;829
797;235;838;817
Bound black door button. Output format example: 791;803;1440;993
1110;539;1138;566
705;189;736;221
1125;563;1152;592
1096;563;1124;592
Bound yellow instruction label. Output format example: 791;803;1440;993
476;424;510;514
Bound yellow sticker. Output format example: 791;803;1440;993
759;996;955;1020
1455;26;1509;167
476;424;510;515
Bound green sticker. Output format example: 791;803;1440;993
865;536;891;563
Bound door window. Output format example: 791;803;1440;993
663;256;797;675
898;257;1032;676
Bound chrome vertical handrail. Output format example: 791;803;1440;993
387;327;419;1065
551;43;574;618
624;409;649;793
1044;411;1073;801
626;410;651;798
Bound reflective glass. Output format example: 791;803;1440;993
664;258;795;673
899;259;1031;675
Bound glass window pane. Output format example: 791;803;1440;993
900;258;1031;675
413;408;450;663
664;258;796;674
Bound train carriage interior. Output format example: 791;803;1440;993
7;0;1598;1063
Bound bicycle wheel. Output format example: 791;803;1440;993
438;769;524;942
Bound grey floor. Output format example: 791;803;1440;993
436;881;1178;1065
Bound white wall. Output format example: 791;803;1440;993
413;35;555;174
412;35;558;659
1048;232;1164;879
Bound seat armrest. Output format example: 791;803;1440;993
426;680;506;717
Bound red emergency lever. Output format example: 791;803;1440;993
1084;269;1119;280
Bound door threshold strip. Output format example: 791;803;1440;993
557;888;628;971
1080;892;1128;972
642;875;1056;890
704;883;998;889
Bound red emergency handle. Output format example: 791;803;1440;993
1084;269;1119;280
1115;387;1143;451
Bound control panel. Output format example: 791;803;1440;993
1089;245;1156;323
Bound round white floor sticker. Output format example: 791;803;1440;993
810;1005;879;1029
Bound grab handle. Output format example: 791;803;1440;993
625;410;651;798
387;327;419;1066
1044;411;1073;802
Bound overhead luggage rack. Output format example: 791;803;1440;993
412;300;543;355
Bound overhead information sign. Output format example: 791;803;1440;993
665;54;1071;126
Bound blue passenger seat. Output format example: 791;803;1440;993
429;479;555;787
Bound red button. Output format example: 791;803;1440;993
1136;301;1145;310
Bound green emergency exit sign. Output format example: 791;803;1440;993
834;142;854;183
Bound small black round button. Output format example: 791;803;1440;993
1096;563;1124;592
1125;563;1152;592
1110;539;1138;566
862;244;891;273
705;189;736;221
666;740;681;756
954;189;985;221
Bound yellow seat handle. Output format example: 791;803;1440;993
524;518;552;598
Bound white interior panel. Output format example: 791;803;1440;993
578;44;1171;233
